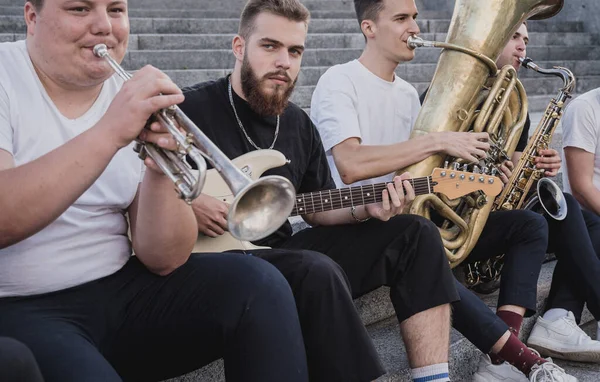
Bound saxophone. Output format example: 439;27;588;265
466;57;576;290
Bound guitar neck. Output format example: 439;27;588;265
291;176;433;216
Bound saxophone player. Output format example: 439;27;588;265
527;86;600;361
487;23;600;366
311;3;577;381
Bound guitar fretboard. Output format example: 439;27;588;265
291;176;434;216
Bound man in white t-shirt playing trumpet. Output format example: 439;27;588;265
0;0;315;381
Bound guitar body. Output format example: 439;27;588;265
193;150;287;253
192;151;503;254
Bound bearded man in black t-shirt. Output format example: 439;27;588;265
179;0;463;381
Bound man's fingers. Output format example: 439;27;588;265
473;149;487;160
472;132;490;141
403;179;415;202
210;224;226;236
388;179;404;208
381;189;391;211
216;215;229;231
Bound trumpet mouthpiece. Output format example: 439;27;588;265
93;44;108;58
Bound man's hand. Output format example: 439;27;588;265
498;160;514;184
535;148;561;177
191;194;230;237
365;172;415;221
438;132;490;163
99;65;184;151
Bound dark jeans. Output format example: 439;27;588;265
455;209;548;352
0;337;44;382
546;193;600;322
279;215;460;323
0;254;308;382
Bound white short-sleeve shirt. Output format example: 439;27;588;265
561;88;600;195
0;40;144;297
310;60;420;187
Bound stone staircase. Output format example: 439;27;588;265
2;0;600;380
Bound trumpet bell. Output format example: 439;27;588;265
228;175;296;241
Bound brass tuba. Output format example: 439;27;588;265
398;0;564;268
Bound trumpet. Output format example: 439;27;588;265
93;44;297;242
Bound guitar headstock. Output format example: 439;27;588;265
430;168;503;199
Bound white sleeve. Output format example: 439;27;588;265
562;97;599;154
410;88;421;131
310;69;361;152
0;82;13;155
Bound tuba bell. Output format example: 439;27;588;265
398;0;564;268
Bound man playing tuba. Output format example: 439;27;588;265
311;1;577;381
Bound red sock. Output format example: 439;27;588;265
494;333;546;376
497;310;524;336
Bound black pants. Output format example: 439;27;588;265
454;209;548;352
0;254;309;382
283;210;546;355
249;249;385;382
0;337;44;382
279;215;460;323
546;193;600;322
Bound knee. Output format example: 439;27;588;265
514;210;548;240
291;250;350;294
0;337;39;370
563;192;580;210
222;255;295;307
399;215;442;241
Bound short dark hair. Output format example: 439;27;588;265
27;0;44;10
238;0;310;39
353;0;385;25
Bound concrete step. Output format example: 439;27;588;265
117;46;600;72
0;5;452;20
0;0;358;11
163;261;598;382
125;32;600;51
0;15;586;35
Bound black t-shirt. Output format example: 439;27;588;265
418;87;530;152
179;76;336;246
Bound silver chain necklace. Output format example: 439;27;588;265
228;77;280;150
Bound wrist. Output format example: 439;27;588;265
350;206;371;223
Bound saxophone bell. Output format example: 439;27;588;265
522;177;567;220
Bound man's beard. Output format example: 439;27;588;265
240;53;297;116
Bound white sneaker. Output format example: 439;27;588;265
527;311;600;363
472;354;528;382
529;361;578;381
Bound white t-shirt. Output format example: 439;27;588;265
0;40;144;297
561;88;600;195
310;59;420;187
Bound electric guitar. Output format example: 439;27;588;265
193;150;503;253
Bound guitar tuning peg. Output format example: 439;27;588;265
444;160;449;169
473;165;480;174
482;166;489;174
491;167;498;176
453;162;460;170
462;164;468;172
